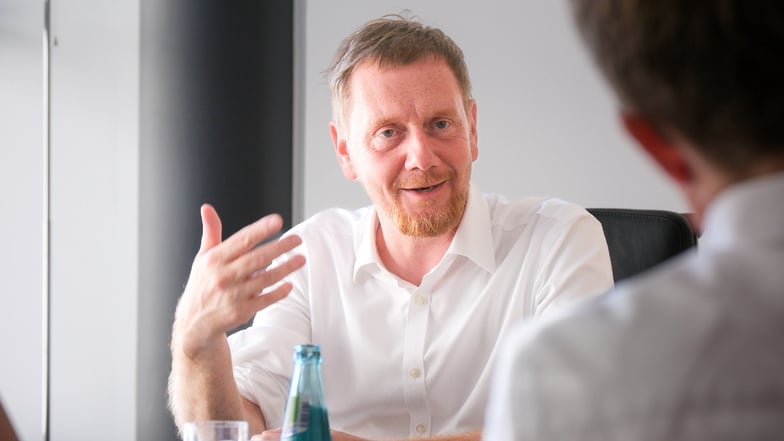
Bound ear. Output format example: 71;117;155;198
620;112;692;184
468;100;479;161
330;121;357;180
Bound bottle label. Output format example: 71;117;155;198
281;396;331;440
282;395;310;437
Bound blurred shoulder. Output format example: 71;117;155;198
501;259;699;373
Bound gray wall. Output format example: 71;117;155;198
47;0;141;439
300;1;687;219
1;1;686;440
2;0;141;440
1;2;45;441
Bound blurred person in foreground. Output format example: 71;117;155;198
484;1;784;439
168;13;613;441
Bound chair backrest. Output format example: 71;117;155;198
587;208;698;282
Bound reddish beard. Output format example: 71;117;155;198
390;171;469;237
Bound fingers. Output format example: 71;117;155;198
232;234;303;280
216;213;287;263
199;204;223;255
243;253;306;297
248;283;292;312
182;209;305;335
252;428;281;441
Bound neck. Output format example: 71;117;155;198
375;217;456;286
682;147;784;231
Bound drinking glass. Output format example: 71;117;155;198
182;420;249;441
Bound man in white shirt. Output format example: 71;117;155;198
484;1;784;440
168;14;613;441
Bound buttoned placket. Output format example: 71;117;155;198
401;281;432;438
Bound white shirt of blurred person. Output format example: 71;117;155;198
168;14;613;441
484;1;784;440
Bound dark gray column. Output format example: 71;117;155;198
139;2;293;439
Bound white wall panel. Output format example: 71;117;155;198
0;2;46;440
47;1;139;439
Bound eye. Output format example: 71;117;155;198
433;120;450;130
380;128;396;138
370;126;402;151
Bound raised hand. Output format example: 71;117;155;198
173;204;306;357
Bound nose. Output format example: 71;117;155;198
403;128;437;171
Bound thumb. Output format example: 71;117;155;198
198;203;222;254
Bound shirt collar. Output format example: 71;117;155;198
352;182;497;282
447;183;497;273
353;208;380;281
700;171;784;251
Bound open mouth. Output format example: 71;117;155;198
405;182;444;193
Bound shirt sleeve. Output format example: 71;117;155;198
531;207;614;315
228;240;313;429
229;324;296;428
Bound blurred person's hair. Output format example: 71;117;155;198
571;0;784;176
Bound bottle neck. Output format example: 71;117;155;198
293;365;324;400
290;345;326;406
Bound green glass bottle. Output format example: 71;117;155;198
281;344;332;441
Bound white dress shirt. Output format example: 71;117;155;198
229;183;613;439
484;173;784;441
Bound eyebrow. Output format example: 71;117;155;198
370;106;461;127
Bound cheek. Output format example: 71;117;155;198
446;143;476;169
358;163;393;188
356;150;402;179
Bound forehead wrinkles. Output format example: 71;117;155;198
336;56;467;125
347;60;465;128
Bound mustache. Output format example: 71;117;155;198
393;170;454;190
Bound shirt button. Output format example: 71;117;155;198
415;424;426;434
414;295;427;305
409;368;421;378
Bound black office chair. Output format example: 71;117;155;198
587;208;698;282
